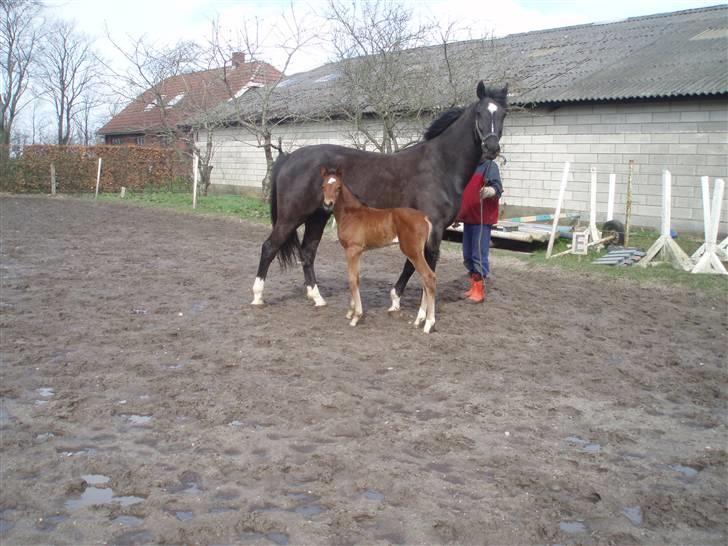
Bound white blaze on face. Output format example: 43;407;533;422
327;176;337;185
487;102;498;133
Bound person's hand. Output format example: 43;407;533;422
480;186;496;199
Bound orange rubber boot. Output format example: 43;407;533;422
462;273;476;298
467;280;485;303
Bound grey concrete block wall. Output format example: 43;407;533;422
201;98;727;235
501;99;728;234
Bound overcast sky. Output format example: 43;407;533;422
46;0;722;75
19;0;721;140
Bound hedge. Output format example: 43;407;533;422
0;145;192;193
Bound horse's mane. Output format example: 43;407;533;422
423;85;508;141
424;107;464;141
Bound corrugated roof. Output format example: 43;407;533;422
216;4;727;123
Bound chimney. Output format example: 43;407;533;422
231;52;246;68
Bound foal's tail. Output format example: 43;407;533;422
269;151;301;270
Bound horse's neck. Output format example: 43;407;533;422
431;103;483;190
333;183;364;220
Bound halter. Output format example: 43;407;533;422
475;102;501;156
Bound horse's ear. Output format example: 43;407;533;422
335;166;342;178
476;80;486;99
498;84;509;106
319;166;327;178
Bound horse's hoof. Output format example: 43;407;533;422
423;321;435;334
250;298;265;306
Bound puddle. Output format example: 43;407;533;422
294;503;325;518
165;362;185;370
560;521;588;534
190;302;207;313
0;518;14;536
37;388;55;397
59;447;97;457
229;421;244;427
565;436;601;454
65;485;144;510
82;474;110;485
124;415;152;426
363;490;385;501
241;531;290;545
670;464;699;481
174;511;194;522
35;432;55;441
621;506;643;527
290;444;317;454
113;515;144;527
36;514;68;531
112;529;154;545
266;532;290;545
34;400;49;406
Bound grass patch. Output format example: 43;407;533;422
522;226;727;294
96;189;271;222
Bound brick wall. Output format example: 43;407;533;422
502;99;727;233
202;98;728;233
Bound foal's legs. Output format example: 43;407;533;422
410;254;437;333
251;220;300;305
301;209;330;306
390;228;443;312
345;248;364;326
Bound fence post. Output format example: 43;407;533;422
50;163;56;195
607;173;616;221
94;157;103;199
546;162;570;259
192;154;199;210
624;160;633;247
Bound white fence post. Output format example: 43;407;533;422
546;162;570;259
94;157;103;199
607;173;616;222
692;178;727;275
192;154;199;210
639;169;693;270
588;167;601;244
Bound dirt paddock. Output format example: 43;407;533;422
1;196;726;545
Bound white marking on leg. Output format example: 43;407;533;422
387;288;400;312
346;296;355;319
414;290;427;327
350;287;363;326
251;277;265;306
306;284;327;307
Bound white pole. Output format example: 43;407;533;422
692;178;727;274
607;173;616;221
94;157;103;199
546;162;570;259
589;166;600;243
192;154;199;210
661;170;671;237
700;176;711;240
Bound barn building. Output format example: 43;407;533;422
201;5;728;233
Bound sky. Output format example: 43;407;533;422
46;0;723;75
20;0;724;140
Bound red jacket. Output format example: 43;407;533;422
458;160;502;225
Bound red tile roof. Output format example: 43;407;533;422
99;60;282;135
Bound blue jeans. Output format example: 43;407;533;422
462;223;492;278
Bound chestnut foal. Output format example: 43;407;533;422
321;167;437;333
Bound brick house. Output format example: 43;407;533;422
98;53;282;152
200;6;727;233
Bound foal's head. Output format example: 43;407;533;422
320;166;342;212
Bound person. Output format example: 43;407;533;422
457;159;503;303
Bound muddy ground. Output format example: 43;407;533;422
1;195;726;546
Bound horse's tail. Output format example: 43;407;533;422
269;151;301;270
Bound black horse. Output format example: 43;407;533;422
251;81;508;308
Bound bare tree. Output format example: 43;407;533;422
211;8;316;200
37;20;101;145
326;0;439;153
0;0;42;156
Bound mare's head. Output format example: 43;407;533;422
320;166;343;212
474;81;508;160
